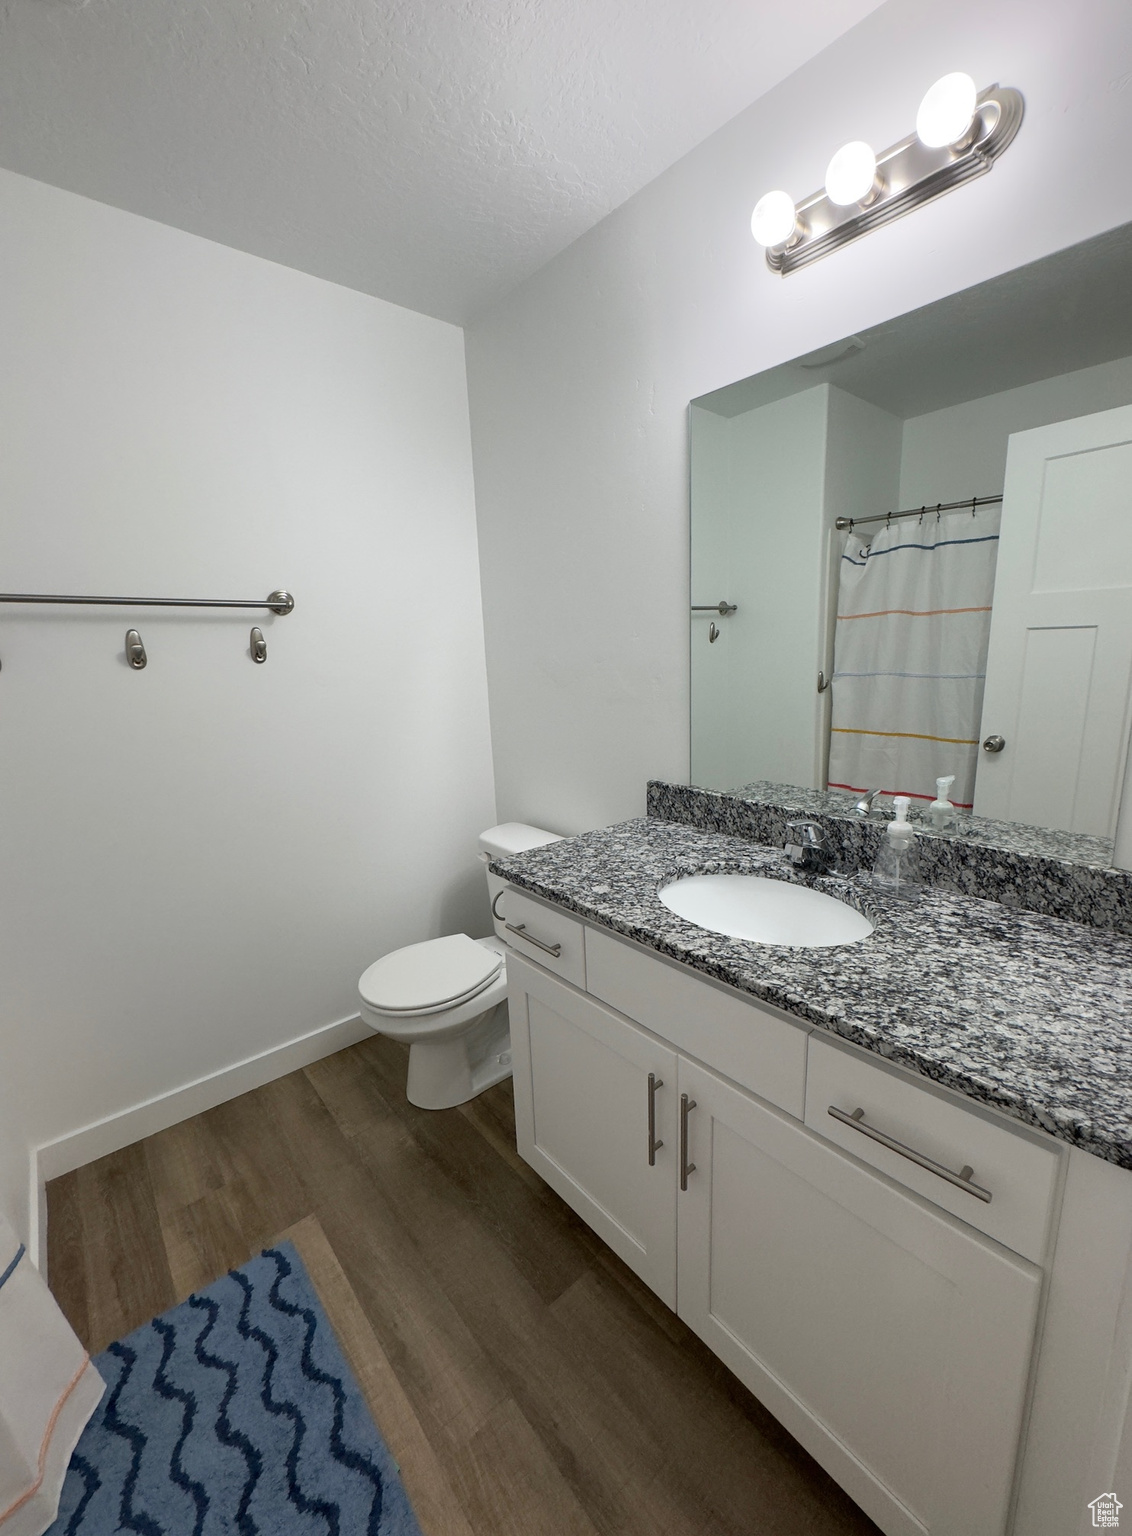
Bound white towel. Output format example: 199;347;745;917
0;1214;104;1536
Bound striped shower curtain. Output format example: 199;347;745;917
827;509;1000;810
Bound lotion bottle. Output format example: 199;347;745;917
872;796;922;900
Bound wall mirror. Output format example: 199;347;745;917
689;222;1132;867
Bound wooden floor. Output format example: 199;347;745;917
48;1033;881;1536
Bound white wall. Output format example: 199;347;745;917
690;385;901;793
899;353;1132;507
466;0;1132;836
691;386;830;791
820;388;904;785
0;169;497;1240
688;405;735;788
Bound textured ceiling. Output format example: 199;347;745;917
0;0;883;322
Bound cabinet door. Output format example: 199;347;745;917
676;1057;1040;1536
508;952;678;1306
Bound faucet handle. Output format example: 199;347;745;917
785;818;825;847
784;819;833;871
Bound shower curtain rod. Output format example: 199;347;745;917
0;589;294;614
835;494;1003;533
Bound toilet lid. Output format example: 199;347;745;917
359;934;503;1013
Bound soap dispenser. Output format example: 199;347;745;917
928;775;958;833
872;795;922;900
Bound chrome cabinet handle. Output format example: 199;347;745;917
504;921;563;958
679;1093;697;1191
982;734;1006;753
828;1105;992;1203
647;1073;664;1166
491;890;563;958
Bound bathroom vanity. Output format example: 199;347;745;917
491;794;1132;1536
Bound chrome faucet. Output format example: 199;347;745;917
784;819;834;874
854;788;883;817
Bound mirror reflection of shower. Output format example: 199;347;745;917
827;497;1001;816
689;222;1132;849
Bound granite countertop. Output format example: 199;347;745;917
725;779;1116;868
492;817;1132;1169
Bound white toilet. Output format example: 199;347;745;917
357;823;562;1109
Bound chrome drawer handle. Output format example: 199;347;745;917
679;1093;697;1191
504;921;562;958
491;890;564;958
829;1105;992;1204
647;1073;664;1166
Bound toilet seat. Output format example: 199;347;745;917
358;933;503;1016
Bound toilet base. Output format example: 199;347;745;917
406;1000;512;1110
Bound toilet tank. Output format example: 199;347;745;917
479;823;563;942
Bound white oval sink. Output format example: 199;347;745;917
658;873;874;947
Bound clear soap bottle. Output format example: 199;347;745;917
872;795;922;900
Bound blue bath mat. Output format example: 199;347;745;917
48;1242;423;1535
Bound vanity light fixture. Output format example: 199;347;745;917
824;141;880;208
750;189;799;249
752;74;1023;275
916;72;979;149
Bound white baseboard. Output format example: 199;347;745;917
31;1012;371;1274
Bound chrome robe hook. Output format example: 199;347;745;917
125;629;147;669
250;626;267;663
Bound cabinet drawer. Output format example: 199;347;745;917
496;886;586;989
805;1036;1060;1263
585;926;808;1118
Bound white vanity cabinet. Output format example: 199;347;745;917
508;950;679;1305
678;1054;1040;1536
505;914;1055;1536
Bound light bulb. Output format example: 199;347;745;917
916;72;977;148
824;141;878;207
750;190;798;248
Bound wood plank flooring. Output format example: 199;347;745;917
47;1033;881;1536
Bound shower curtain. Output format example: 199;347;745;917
827;508;1000;810
0;1214;103;1536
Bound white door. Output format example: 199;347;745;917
507;952;679;1307
975;403;1132;835
675;1056;1040;1536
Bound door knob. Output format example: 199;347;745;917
982;734;1006;753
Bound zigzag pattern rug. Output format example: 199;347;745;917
46;1242;423;1535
